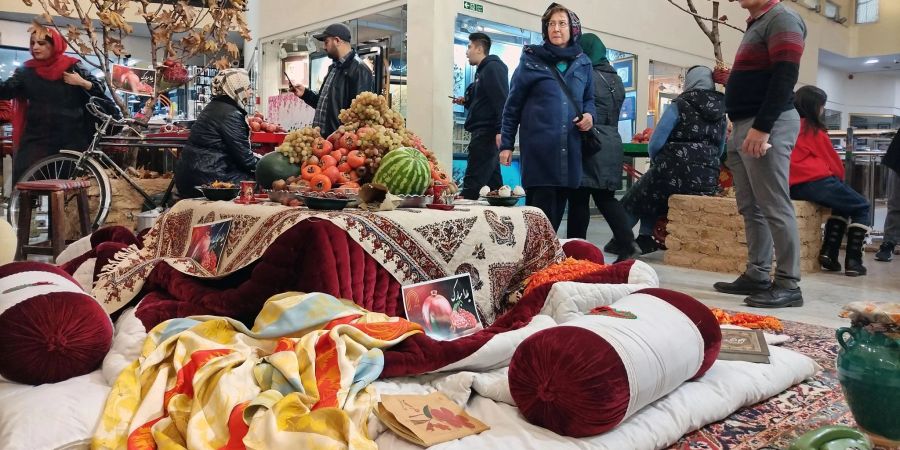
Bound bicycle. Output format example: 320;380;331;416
7;97;180;232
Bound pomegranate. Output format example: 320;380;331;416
421;290;453;335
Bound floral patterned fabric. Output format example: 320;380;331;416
92;200;564;325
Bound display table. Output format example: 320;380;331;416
93;199;564;326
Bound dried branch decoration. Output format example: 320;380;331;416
667;0;744;67
21;0;251;117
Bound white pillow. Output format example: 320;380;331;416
0;371;110;450
102;308;147;385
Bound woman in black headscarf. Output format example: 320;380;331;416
499;3;595;231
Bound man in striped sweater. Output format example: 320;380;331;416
712;0;807;308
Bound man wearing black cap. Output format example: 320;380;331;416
292;23;375;136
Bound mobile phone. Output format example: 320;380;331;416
283;71;295;90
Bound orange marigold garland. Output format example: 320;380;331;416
710;308;784;333
523;258;606;297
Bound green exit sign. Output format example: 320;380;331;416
463;1;484;13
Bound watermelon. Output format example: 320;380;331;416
372;147;431;195
256;151;300;189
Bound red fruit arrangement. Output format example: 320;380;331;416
248;112;285;134
631;128;654;144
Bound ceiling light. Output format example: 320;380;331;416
13;61;20;67
864;59;879;64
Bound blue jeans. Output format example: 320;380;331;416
790;176;871;225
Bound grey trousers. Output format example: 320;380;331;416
885;168;900;243
726;110;801;289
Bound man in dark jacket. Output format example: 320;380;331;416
712;0;807;309
175;69;258;198
875;131;900;261
455;33;509;200
292;23;375;137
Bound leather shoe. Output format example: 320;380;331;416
713;274;772;296
744;286;803;308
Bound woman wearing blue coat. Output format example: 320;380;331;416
499;2;596;231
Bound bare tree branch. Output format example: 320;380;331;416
667;0;745;34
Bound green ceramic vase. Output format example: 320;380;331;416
835;326;900;441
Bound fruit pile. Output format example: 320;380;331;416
248;112;285;134
159;59;189;86
273;92;456;195
631;128;654;144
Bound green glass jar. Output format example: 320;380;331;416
835;326;900;442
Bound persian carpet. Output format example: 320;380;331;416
670;318;886;450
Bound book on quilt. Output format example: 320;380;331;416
375;391;489;447
401;273;483;341
185;218;233;274
718;328;771;363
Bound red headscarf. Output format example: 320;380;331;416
10;27;80;153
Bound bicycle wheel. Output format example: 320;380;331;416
8;151;112;232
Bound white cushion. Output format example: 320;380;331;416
0;371;109;450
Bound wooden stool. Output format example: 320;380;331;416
15;179;92;261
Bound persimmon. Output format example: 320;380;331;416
330;149;344;162
301;164;322;181
347;150;366;169
338;132;359;150
312;138;333;158
320;154;338;168
309;173;332;192
322;166;342;184
432;169;449;183
337;162;352;173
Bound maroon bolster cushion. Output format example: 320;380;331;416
561;239;605;265
508;288;721;437
0;262;113;385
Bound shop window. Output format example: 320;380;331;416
856;0;878;24
452;14;637;153
647;60;685;130
849;114;900;130
823;108;842;130
823;1;840;19
255;5;407;129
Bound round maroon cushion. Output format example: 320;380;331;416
636;287;722;379
508;326;629;437
561;239;605;265
0;262;112;385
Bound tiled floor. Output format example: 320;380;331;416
562;211;899;329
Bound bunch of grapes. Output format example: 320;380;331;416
338;92;405;130
358;125;404;151
276;126;322;164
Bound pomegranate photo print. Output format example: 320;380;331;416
401;273;482;341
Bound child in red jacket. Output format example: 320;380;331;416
789;86;870;276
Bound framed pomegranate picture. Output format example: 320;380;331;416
401;273;482;341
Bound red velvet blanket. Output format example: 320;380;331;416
69;225;640;378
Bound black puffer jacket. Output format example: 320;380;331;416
300;51;375;137
175;96;257;198
581;62;626;191
885;130;899;175
0;63;106;182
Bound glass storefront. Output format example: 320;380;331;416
255;5;408;130
450;15;638;191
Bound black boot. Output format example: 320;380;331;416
875;241;896;262
819;216;847;272
844;223;869;277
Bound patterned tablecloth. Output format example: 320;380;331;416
93;199;564;323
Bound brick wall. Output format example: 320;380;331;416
663;194;830;274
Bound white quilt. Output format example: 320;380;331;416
372;344;820;450
0;278;821;450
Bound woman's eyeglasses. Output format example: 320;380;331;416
547;21;569;30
